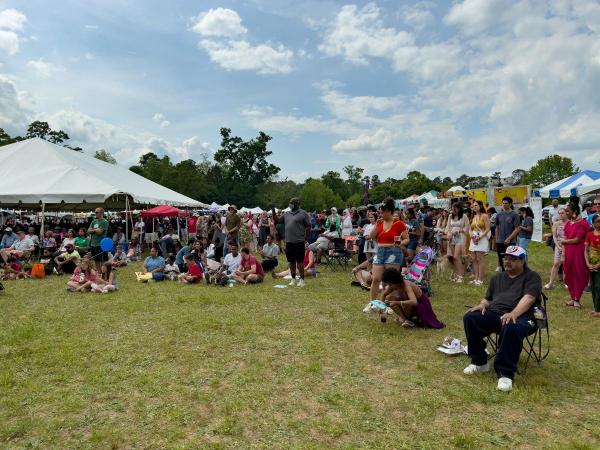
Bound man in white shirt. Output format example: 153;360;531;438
222;245;242;275
259;234;280;272
1;230;34;263
548;199;560;226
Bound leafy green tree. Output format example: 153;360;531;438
346;192;363;207
370;174;381;188
299;179;343;212
321;171;348;200
522;155;578;187
343;165;364;199
94;149;117;164
255;181;300;209
0;128;23;146
368;181;403;203
26;121;52;140
214;128;280;185
398;171;437;198
511;169;527;184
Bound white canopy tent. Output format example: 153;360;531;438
0;138;207;209
534;170;600;198
447;186;466;193
0;138;207;240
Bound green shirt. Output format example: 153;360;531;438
89;219;109;246
74;236;89;248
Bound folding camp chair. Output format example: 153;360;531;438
486;292;550;376
404;246;435;296
325;238;352;271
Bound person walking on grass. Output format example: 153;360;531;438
563;201;591;308
272;198;310;287
584;215;600;318
545;207;566;290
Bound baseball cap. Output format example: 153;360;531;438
504;245;527;259
228;205;237;211
4;227;12;232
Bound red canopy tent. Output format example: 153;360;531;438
141;205;187;241
141;205;186;217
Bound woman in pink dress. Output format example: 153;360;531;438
563;202;592;308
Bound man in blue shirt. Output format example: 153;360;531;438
175;238;195;272
1;228;17;250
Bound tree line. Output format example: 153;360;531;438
0;123;580;210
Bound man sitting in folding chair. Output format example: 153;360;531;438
462;246;542;392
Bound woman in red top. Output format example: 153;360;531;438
369;197;409;301
563;201;592;308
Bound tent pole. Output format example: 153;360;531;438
177;213;181;242
40;202;45;256
125;196;129;242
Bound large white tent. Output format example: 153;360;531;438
0;138;206;209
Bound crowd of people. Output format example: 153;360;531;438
1;194;599;392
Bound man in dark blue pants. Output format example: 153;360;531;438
463;246;541;392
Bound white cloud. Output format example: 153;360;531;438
84;52;94;60
444;0;505;35
332;128;395;154
27;59;64;78
191;8;247;37
84;24;98;30
0;8;26;55
402;2;435;31
0;74;32;132
152;112;170;128
200;40;293;74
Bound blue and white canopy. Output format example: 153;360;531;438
534;170;600;198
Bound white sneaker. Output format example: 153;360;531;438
497;377;513;392
297;279;306;287
463;362;490;375
288;279;297;287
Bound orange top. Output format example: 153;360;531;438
376;219;407;245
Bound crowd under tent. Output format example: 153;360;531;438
0;138;206;238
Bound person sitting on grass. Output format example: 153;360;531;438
126;236;141;261
232;247;265;284
175;237;195;272
259;234;279;272
138;246;165;282
178;253;204;284
67;259;97;292
463;245;541;392
39;248;55;276
54;243;81;274
111;244;128;267
351;257;373;290
380;268;444;329
18;251;33;277
91;262;118;293
164;255;181;281
1;255;24;280
272;246;316;279
1;229;34;265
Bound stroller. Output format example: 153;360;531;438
403;246;435;296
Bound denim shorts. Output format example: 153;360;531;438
373;246;403;266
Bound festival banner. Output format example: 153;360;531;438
530;197;543;242
466;189;488;205
493;185;530;207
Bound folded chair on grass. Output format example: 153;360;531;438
485;292;550;376
403;246;435;296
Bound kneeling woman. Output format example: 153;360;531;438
381;268;444;329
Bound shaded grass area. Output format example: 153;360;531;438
1;243;599;448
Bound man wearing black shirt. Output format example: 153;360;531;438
463;246;541;392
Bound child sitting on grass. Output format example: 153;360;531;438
39;248;55;276
1;255;24;280
91;262;118;294
67;259;97;292
178;253;203;284
164;255;180;281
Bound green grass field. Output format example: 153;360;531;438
1;244;599;449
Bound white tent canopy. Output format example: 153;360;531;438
0;138;206;209
534;170;600;198
447;186;466;193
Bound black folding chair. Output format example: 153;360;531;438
486;292;550;376
325;238;351;271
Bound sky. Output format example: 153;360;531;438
1;0;600;182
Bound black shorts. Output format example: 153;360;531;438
285;241;305;263
91;246;109;262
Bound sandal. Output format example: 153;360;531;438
566;300;575;307
573;301;581;308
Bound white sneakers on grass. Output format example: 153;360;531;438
288;278;306;287
463;363;513;392
497;377;513;392
463;362;490;375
